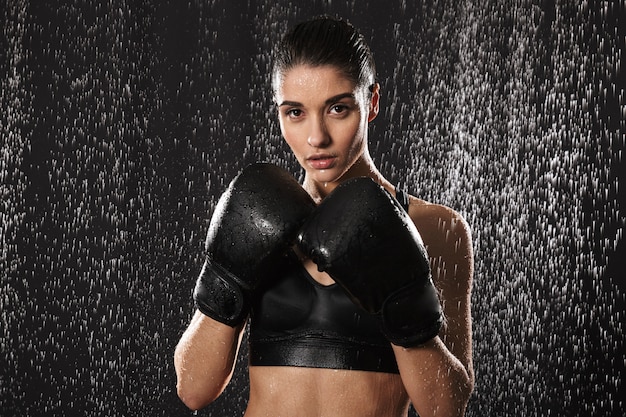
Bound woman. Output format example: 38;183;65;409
175;16;474;417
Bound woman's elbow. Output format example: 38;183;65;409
464;366;475;398
173;312;243;410
176;379;225;411
455;369;475;413
174;350;231;411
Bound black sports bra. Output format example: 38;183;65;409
247;188;410;374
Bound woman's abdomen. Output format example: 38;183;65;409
245;366;410;417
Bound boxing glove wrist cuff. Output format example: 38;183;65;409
193;257;249;327
381;279;444;347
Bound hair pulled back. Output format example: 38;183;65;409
272;16;376;95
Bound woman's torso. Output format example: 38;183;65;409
244;187;414;416
246;365;410;417
245;254;409;417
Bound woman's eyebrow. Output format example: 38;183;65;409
278;92;356;108
278;100;302;107
324;92;355;104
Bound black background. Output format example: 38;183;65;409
1;1;624;416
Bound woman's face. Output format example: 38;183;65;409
274;64;378;186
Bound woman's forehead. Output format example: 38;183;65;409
275;65;359;101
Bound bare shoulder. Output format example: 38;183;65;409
402;194;475;387
405;195;472;248
405;196;474;291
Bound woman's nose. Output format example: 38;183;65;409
307;118;330;147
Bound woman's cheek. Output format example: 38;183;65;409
283;131;306;163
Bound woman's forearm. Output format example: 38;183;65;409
393;337;474;417
174;310;245;410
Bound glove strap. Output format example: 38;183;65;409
193;257;249;327
381;279;444;347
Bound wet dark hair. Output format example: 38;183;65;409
272;16;376;95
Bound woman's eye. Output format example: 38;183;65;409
330;104;349;115
286;108;303;118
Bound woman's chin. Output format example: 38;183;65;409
307;169;342;186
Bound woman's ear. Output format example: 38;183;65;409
367;83;380;122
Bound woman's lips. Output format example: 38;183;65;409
307;154;337;170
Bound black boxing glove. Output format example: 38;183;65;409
297;177;443;347
194;163;315;327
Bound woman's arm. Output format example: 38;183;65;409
174;310;246;410
395;203;474;417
